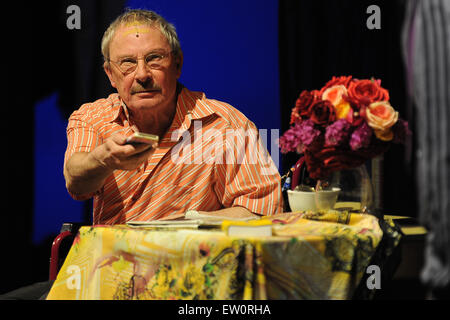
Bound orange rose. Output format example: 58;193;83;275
322;85;352;119
366;101;398;141
322;85;347;106
347;79;389;106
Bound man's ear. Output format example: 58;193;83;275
175;54;183;79
104;62;117;89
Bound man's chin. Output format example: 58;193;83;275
128;94;164;110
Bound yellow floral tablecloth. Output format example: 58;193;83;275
47;211;395;300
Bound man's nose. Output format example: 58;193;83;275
134;59;152;82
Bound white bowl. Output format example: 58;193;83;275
287;188;341;212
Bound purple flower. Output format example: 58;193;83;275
298;119;321;147
278;123;303;153
392;119;411;144
278;120;321;153
325;119;352;146
350;122;372;150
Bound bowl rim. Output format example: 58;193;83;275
287;187;341;194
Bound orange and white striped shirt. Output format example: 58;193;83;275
65;86;283;224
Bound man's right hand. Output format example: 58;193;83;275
64;132;157;197
90;133;157;171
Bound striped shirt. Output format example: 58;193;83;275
65;86;283;224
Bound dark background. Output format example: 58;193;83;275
2;0;416;295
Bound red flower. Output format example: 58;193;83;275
307;100;336;126
291;90;318;124
290;107;301;125
319;75;353;95
347;79;389;107
345;106;366;127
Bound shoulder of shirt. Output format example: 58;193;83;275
186;88;255;130
69;93;122;124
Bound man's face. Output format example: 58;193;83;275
104;23;182;112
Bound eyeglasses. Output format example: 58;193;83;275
108;51;173;75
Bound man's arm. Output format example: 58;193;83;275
64;151;113;197
64;133;156;197
197;206;258;219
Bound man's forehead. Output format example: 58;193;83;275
109;22;170;57
117;21;155;37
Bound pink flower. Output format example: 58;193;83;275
350;122;372;150
298;119;322;147
278;123;304;154
325;119;352;146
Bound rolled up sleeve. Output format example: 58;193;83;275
64;110;100;201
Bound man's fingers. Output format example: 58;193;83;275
108;133;156;155
127;145;154;162
109;132;128;145
118;145;154;170
128;142;155;154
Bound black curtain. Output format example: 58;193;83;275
278;0;416;216
32;0;126;118
2;1;124;294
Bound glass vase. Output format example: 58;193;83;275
328;165;376;216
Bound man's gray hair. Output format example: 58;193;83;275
101;9;182;62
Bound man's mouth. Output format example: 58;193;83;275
133;89;159;94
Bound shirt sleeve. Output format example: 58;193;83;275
214;121;284;216
64;108;100;201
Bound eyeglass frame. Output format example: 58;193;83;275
107;50;175;75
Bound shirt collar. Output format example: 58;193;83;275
176;85;217;122
105;93;130;124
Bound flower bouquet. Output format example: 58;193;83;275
279;76;411;211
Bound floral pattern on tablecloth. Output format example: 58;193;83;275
47;211;396;300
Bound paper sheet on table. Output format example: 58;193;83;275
126;210;257;228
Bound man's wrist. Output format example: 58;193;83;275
89;145;111;171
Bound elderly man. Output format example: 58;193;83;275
63;9;283;224
0;8;282;300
